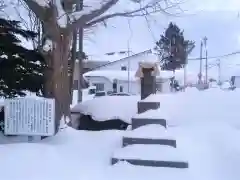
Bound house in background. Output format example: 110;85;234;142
83;70;140;94
82;50;180;94
73;60;109;90
81;49;197;94
83;50;156;94
92;49;157;71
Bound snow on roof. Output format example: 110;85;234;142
83;70;138;82
93;49;153;70
139;52;159;63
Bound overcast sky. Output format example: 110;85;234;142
3;0;240;79
83;0;240;79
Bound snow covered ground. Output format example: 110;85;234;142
0;87;240;180
72;95;139;123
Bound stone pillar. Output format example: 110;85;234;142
135;62;160;100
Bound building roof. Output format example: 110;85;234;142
91;49;153;70
75;60;110;69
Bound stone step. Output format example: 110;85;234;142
111;158;188;168
132;117;167;129
109;161;191;180
137;101;160;114
123;124;176;147
112;144;188;168
122;137;177;148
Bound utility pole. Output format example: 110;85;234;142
127;49;130;93
199;41;203;83
203;36;208;84
77;0;83;102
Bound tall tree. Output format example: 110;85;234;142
155;22;195;72
18;0;180;127
0;17;46;98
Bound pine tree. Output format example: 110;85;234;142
155;22;195;72
0;17;46;98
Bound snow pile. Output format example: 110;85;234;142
170;122;240;180
71;95;140;123
221;81;231;89
71;89;95;108
0;127;123;180
142;88;240;128
1;88;240;180
134;108;170;120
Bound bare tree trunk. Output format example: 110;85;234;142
77;0;84;103
41;27;72;130
78;28;83;103
69;29;77;103
54;32;71;128
42;36;71;130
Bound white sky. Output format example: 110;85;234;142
83;0;240;79
2;0;240;79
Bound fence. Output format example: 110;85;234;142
4;97;55;136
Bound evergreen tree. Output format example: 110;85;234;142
0;17;46;98
155;22;195;72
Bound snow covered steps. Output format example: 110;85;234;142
123;125;176;148
111;99;189;169
137;101;160;114
122;137;176;148
132;117;167;129
111;145;188;168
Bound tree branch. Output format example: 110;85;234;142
73;0;181;28
21;0;48;21
71;0;119;29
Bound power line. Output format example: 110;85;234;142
143;15;158;43
138;0;157;44
188;50;240;61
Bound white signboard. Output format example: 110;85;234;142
4;98;55;136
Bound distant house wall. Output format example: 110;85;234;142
73;61;109;90
84;76;113;92
84;76;140;94
116;80;140;94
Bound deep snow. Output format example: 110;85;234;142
0;88;240;180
